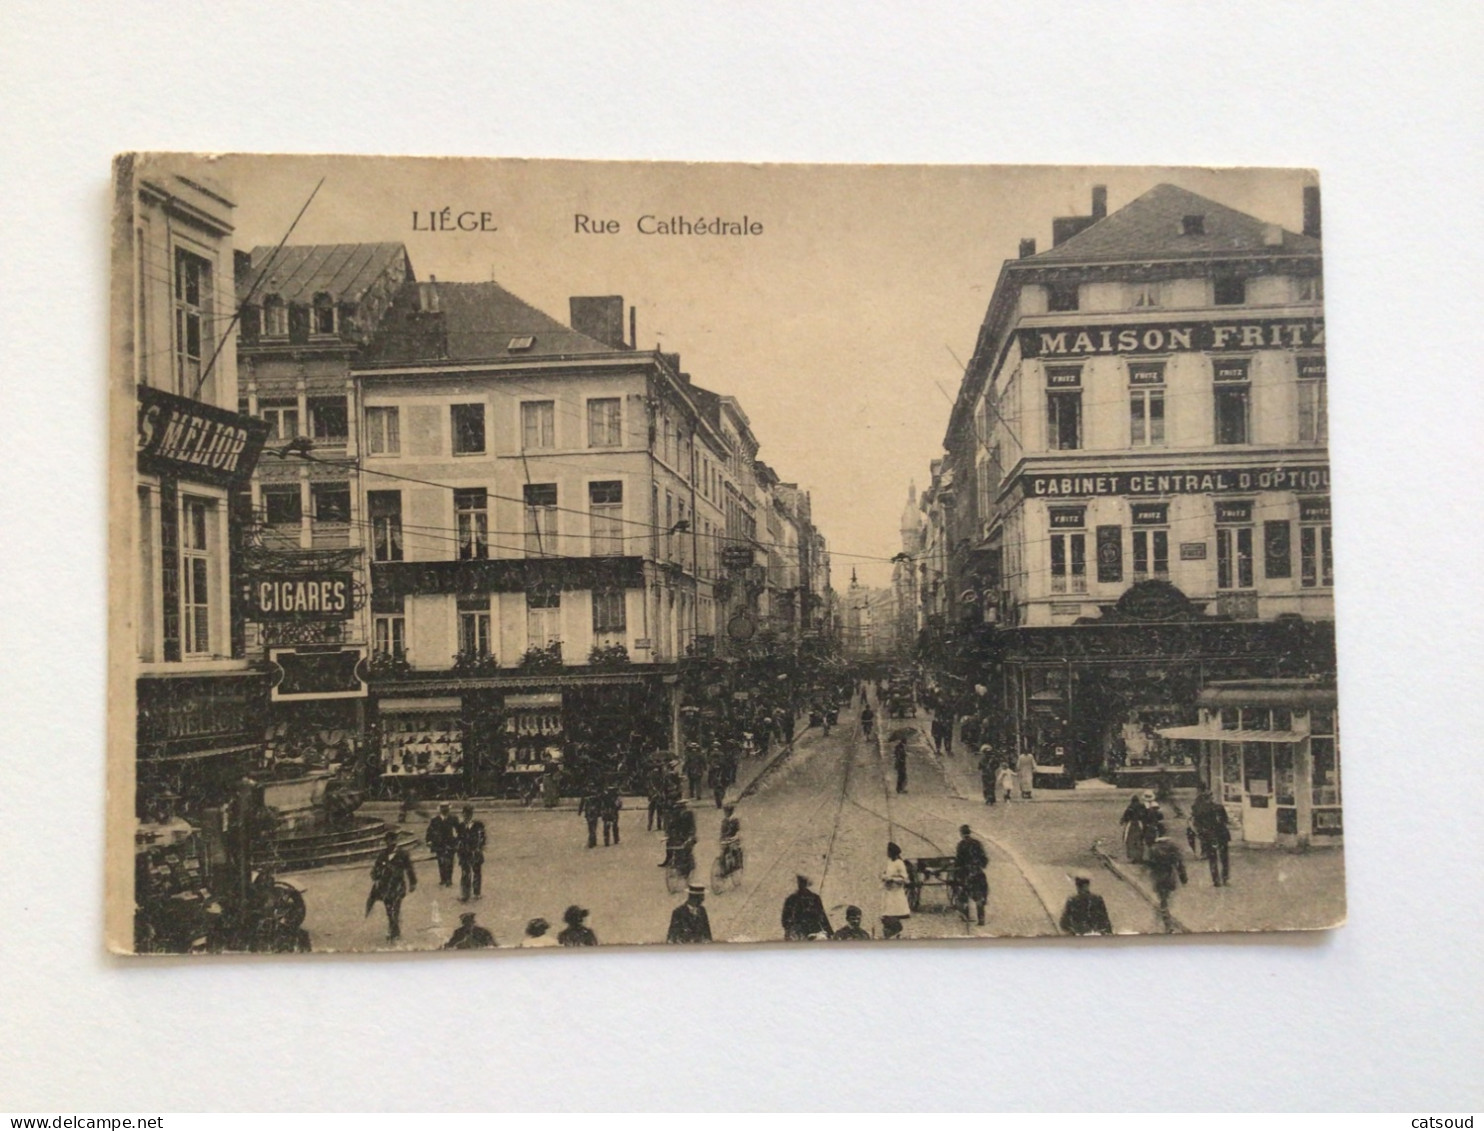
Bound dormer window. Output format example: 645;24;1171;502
508;335;535;351
1181;214;1206;236
312;292;336;336
262;294;288;337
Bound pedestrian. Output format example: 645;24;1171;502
1016;750;1036;800
960;715;981;752
457;803;485;901
954;824;990;926
861;704;876;741
667;882;713;943
941;711;955;756
599;781;622;846
521;917;559;947
443;910;496;949
364;830;417;942
1141;803;1165;858
929;715;944;754
780;707;795;745
684;743;706;800
541;760;561;808
558;905;598;946
1059;875;1113;936
426;802;461;887
978;746;998;805
708;752;728;809
1121;791;1153;863
781;874;834;940
880;842;912;939
1146;831;1188;931
578;788;602;848
1190;788;1232;887
894;737;908;794
833;905;872;941
646;763;667;833
660;798;698;876
997;762;1017;803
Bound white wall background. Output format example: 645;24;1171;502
0;0;1480;1112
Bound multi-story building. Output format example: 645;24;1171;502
234;243;413;760
348;282;744;794
118;157;270;816
943;182;1337;843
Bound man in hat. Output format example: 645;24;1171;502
558;905;598;946
599;780;622;846
1059;875;1113;936
832;905;871;940
443;911;496;949
521;917;559;947
781;874;834;940
457;804;486;901
954;825;990;926
667;883;712;943
893;737;909;794
660;798;698;877
1121;791;1154;863
1146;831;1188;931
425;802;461;887
1190;787;1232;887
578;787;602;849
977;746;998;805
365;830;417;942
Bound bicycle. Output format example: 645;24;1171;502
711;838;745;893
664;842;696;895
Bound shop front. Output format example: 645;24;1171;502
135;671;270;817
1160;680;1340;846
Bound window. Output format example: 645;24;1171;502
181;496;212;656
1047;390;1081;450
455;488;488;560
373;593;405;659
593;589;627;637
311;482;350;525
366;406;400;455
664;490;674;561
1216;503;1255;590
311;292;336;336
1129;362;1166;447
1301;522;1333;588
589;480;624;556
451;403;486;455
262;486;302;526
526;589;562;649
523;483;557;556
261;294;288;337
173;249;210;394
1131;281;1161;308
1296;276;1324;302
1213;276;1246;306
1213;358;1251;445
588;397;622;447
369;491;403;562
521;400;555;450
457;594;492;657
1264;520;1292;580
1050;532;1086;594
1181;214;1206;236
260;401;299;442
1132;528;1170;580
1298;377;1328;445
308;396;347;442
507;335;534;351
1311;710;1341;807
1047;283;1079;312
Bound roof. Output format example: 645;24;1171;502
361;280;617;365
1029;183;1320;263
238;242;410;304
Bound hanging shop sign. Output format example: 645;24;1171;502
1023;465;1329;499
722;545;756;569
247;572;354;620
268;646;368;702
1019;318;1324;358
137;385;269;487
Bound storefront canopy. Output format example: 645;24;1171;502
1158;725;1304;743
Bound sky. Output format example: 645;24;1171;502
189;155;1313;586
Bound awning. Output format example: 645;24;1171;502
379;696;462;713
1158;725;1304;743
145;742;260;763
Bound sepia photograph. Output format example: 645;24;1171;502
110;154;1342;956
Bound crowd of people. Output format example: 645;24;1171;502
1118;784;1232;928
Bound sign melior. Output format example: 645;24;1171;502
246;572;354;620
1023;465;1330;498
137;385;269;487
1019;318;1324;358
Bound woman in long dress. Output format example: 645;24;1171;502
1016;751;1037;800
880;841;912;939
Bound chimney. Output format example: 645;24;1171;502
629;305;637;350
1091;185;1108;220
234;249;253;285
569;295;627;349
417;275;440;313
1019;237;1037;258
1303;186;1322;238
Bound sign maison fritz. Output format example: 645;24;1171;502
136;384;269;488
1019;318;1324;358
